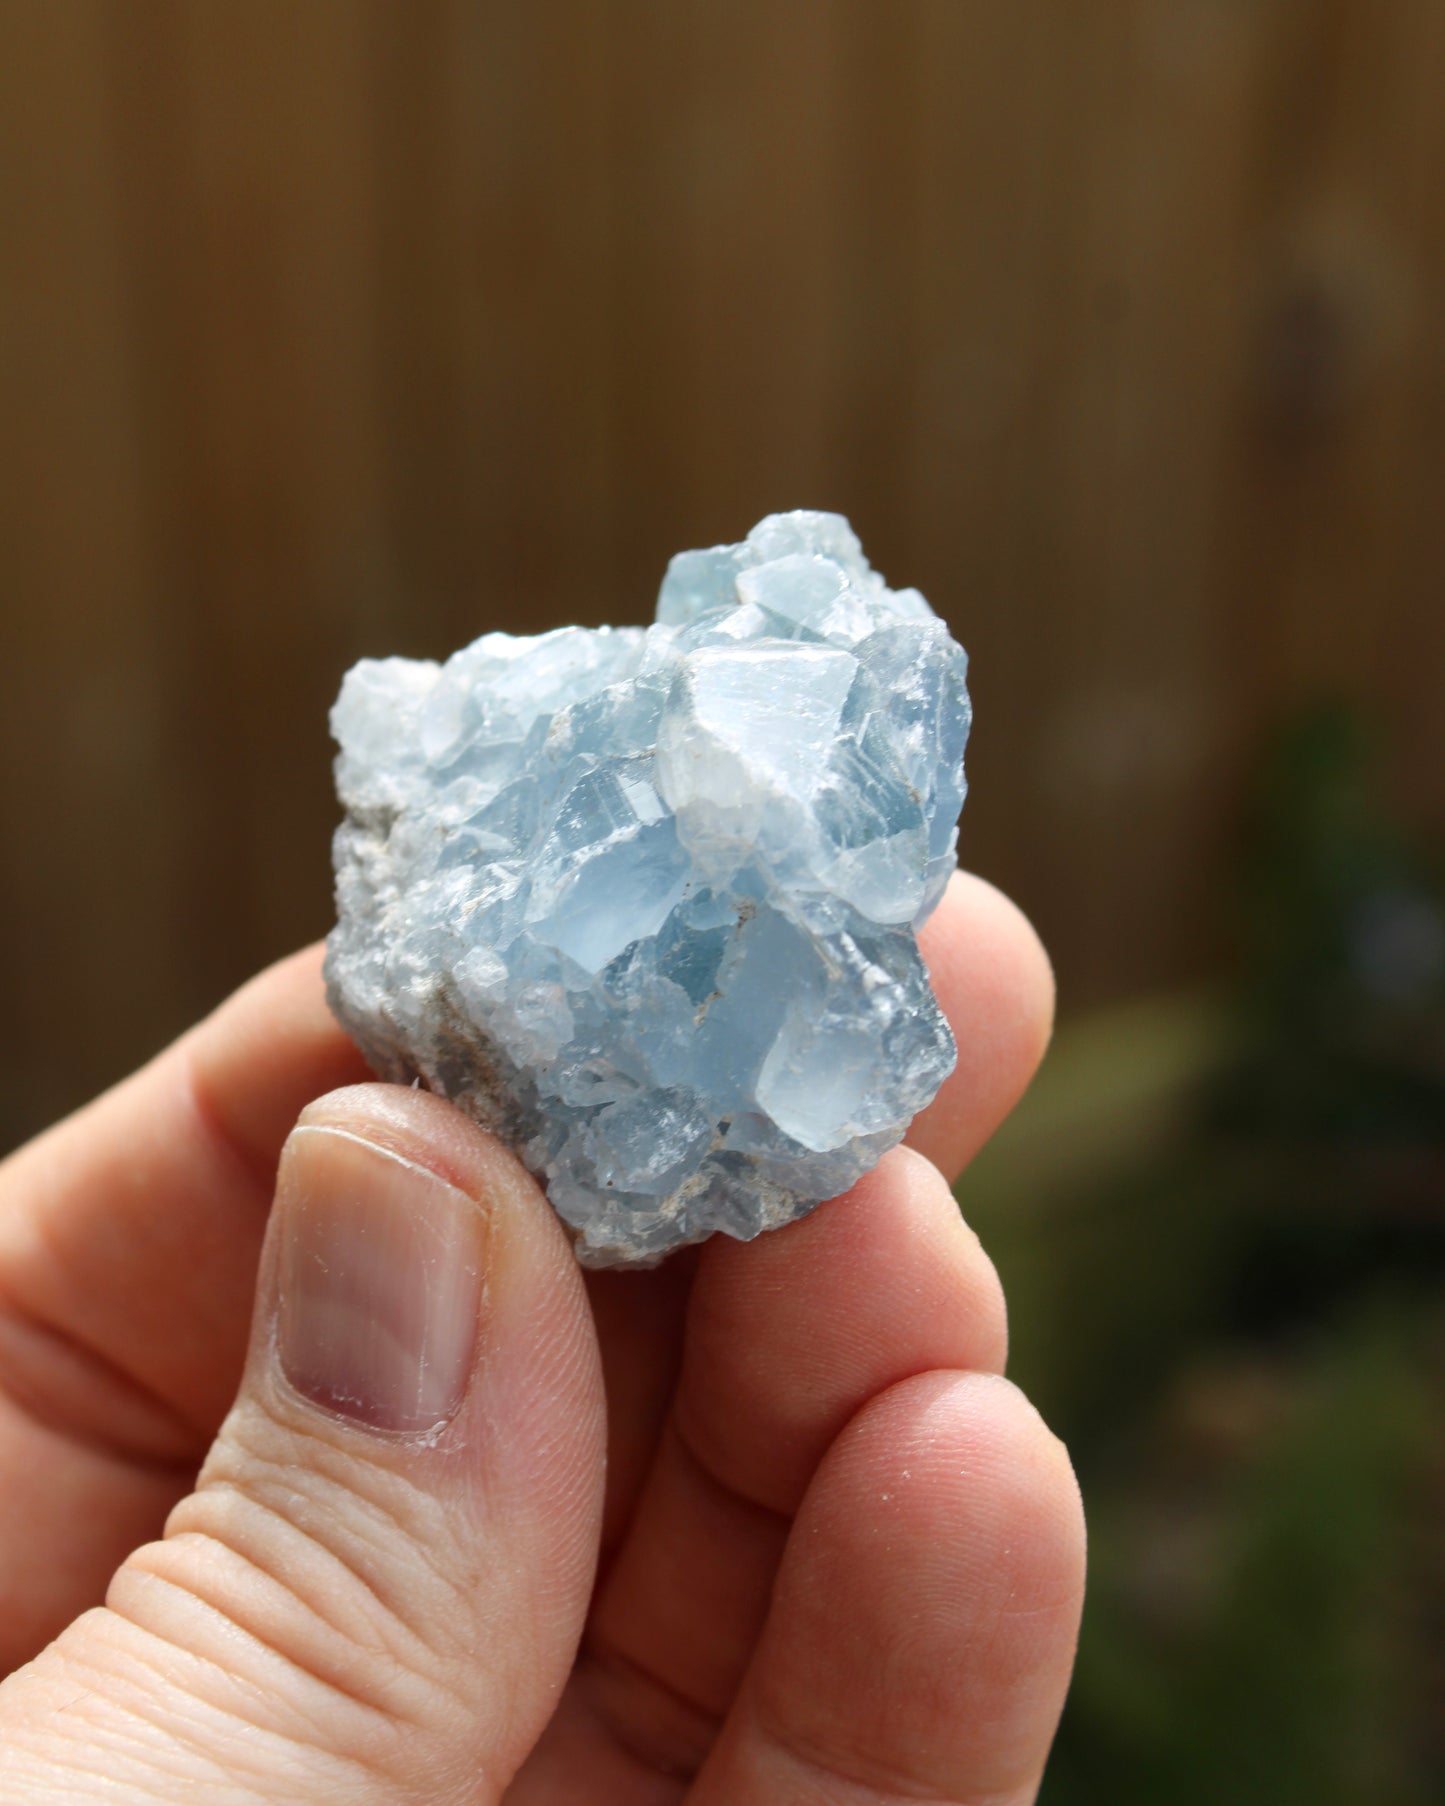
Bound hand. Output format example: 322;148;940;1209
0;872;1083;1804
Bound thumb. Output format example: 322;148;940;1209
0;1084;605;1804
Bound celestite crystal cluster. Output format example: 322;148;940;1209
325;512;970;1265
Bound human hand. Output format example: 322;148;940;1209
0;871;1084;1803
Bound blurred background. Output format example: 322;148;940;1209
1;4;1442;1800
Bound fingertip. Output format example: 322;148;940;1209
910;871;1056;1178
741;1368;1085;1805
295;1082;541;1211
812;1369;1083;1599
889;1370;1082;1573
291;1086;591;1355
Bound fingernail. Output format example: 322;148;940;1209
274;1125;488;1434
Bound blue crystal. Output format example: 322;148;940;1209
325;511;970;1266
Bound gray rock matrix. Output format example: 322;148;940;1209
325;511;970;1266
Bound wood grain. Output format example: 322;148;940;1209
2;0;1441;1150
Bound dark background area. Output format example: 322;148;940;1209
2;5;1442;1802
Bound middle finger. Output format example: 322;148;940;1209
576;1144;1008;1778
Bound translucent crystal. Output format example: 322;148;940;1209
325;511;970;1266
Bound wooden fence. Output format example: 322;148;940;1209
2;0;1443;1148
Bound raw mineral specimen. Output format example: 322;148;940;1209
325;511;969;1266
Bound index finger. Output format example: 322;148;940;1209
0;944;371;1440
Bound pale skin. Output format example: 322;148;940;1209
0;871;1085;1803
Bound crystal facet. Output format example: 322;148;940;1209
325;511;970;1266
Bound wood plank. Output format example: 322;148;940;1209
103;0;389;987
0;1;190;1142
4;0;1444;1149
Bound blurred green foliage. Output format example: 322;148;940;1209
971;710;1445;1805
